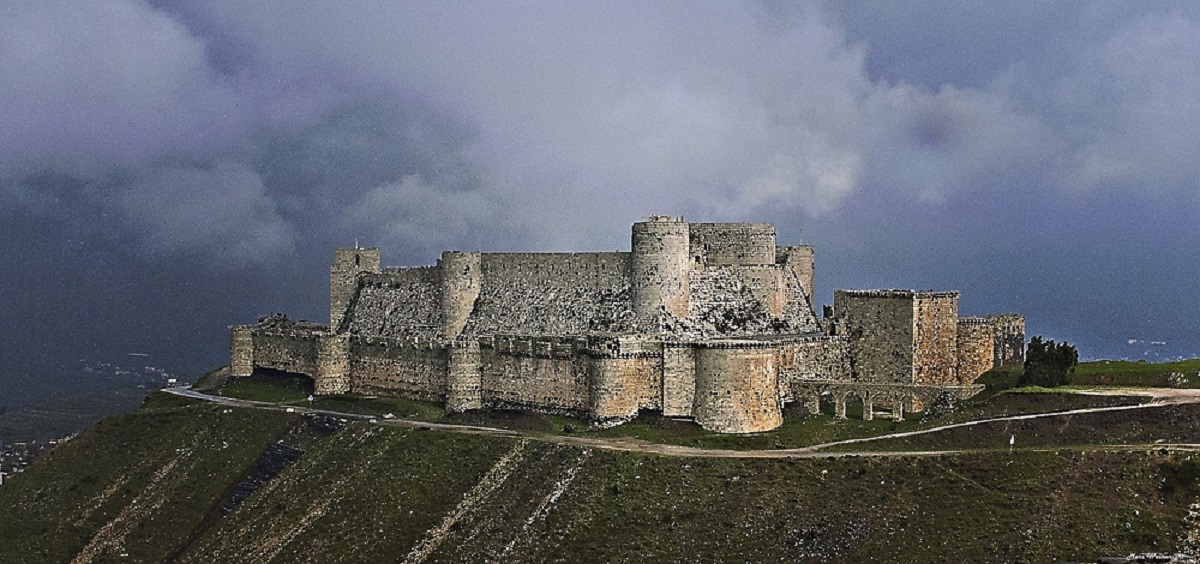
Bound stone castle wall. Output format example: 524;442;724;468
445;341;483;411
728;266;788;316
230;326;254;377
465;252;635;336
586;336;663;423
985;314;1026;366
330;248;380;329
956;318;995;385
478;336;591;416
681;265;818;336
439;252;481;339
832;290;961;386
228;217;1015;433
588;355;662;424
631;218;691;319
776;245;814;301
347;338;448;401
250;329;321;376
779;336;851;383
661;343;696;417
834;290;916;383
344;268;442;339
688;222;776;266
911;293;959;386
314;334;350;394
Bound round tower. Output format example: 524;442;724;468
631;216;690;322
587;356;641;425
439;251;482;340
692;343;782;433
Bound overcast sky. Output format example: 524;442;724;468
2;1;1198;373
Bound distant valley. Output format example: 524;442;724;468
0;356;184;444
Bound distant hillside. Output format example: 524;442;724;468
2;392;1199;562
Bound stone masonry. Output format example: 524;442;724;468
229;216;1023;433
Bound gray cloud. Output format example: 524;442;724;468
0;2;245;161
3;1;1199;369
119;161;295;263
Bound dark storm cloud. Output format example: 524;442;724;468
1;1;1198;370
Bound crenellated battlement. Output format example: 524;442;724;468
228;216;1023;433
837;289;961;299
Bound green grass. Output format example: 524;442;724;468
310;393;445;420
213;369;314;403
975;359;1200;391
190;367;228;392
0;392;299;563
4;392;1196;562
0;385;152;444
1071;359;1200;388
444;408;586;434
973;364;1025;396
827;400;1200;454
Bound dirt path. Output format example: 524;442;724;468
164;387;1200;459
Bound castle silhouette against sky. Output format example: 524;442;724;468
230;216;1023;433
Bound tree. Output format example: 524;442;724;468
1019;336;1079;387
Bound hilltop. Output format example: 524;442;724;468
5;368;1200;562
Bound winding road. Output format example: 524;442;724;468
164;386;1200;459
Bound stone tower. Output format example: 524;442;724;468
777;245;815;302
438;251;481;340
330;247;381;330
630;216;691;322
833;290;960;385
692;342;782;433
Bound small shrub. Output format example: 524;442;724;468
1019;336;1078;388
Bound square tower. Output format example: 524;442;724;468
330;247;381;329
833;290;960;385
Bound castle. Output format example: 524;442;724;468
229;216;1024;433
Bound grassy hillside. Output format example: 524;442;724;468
978;359;1200;391
3;392;1199;562
1072;359;1200;388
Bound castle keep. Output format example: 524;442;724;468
229;216;1024;433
